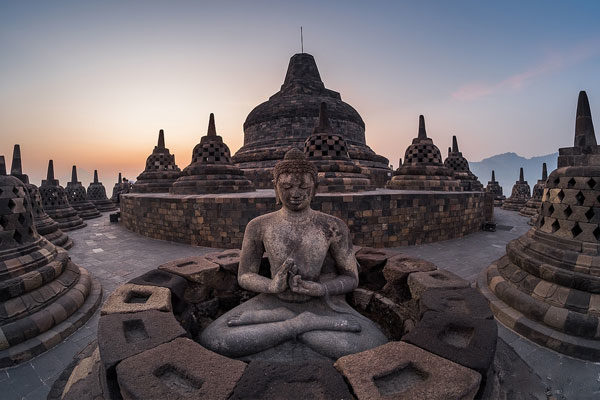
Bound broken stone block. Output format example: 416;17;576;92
97;310;186;370
408;269;469;300
116;337;246;400
229;360;353;400
101;284;172;315
204;249;241;274
419;287;493;319
383;256;437;299
158;257;237;293
128;269;188;305
402;311;497;377
334;341;481;400
356;247;403;290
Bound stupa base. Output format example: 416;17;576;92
501;198;528;211
46;208;86;231
91;199;118;212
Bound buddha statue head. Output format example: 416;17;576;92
272;148;318;210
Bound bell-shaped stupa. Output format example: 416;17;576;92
66;166;101;220
132;129;181;193
232;53;390;188
111;172;122;203
479;91;600;360
39;161;86;231
0;159;101;366
444;135;483;191
170;114;255;194
304;102;374;192
87;170;118;212
9;145;73;249
519;163;547;221
485;170;505;206
501;167;531;211
386;115;460;191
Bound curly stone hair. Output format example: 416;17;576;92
272;148;318;183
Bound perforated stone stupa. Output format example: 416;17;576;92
39;161;86;231
87;170;118;212
444;135;483;191
304;102;374;193
132;129;181;193
110;172;122;203
0;161;101;367
66;166;101;220
9;145;73;249
232;52;390;188
501;168;531;211
170;114;255;194
386;115;460;191
519;163;547;220
479;91;600;360
485;171;505;206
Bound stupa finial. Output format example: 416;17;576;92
574;90;597;148
47;160;55;181
208;113;217;137
71;165;78;183
0;156;6;176
157;129;165;149
519;167;524;182
542;163;547;180
314;102;332;133
492;170;496;181
452;135;459;153
418;115;427;139
11;144;22;175
448;147;451;156
118;172;122;183
94;170;99;183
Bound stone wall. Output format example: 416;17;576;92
121;189;486;248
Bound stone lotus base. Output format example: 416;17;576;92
121;189;487;249
56;248;498;400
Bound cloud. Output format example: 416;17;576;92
452;40;600;101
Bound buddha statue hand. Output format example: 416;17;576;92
289;274;325;297
268;258;296;293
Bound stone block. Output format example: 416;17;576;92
402;311;497;376
229;360;352;400
334;341;481;400
355;247;401;270
158;256;223;286
101;284;172;315
128;269;188;305
383;255;437;299
408;269;469;300
98;310;186;370
419;287;493;319
204;249;241;274
117;337;246;400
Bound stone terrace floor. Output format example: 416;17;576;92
2;208;600;399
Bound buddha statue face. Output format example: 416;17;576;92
275;172;315;212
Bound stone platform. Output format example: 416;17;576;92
121;189;486;248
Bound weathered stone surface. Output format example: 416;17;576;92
334;341;481;400
87;170;118;212
502;167;531;211
158;256;221;284
66;165;101;220
419;287;493;319
485;170;505;206
100;284;171;315
230;360;352;400
97;310;186;369
128;269;188;305
116;337;246;400
356;247;400;270
204;249;241;274
444;135;484;191
408;269;469;300
402;311;497;376
383;255;437;286
132;130;181;193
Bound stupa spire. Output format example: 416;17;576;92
118;172;122;183
94;170;99;183
448;147;451;156
314;102;333;133
542;163;547;180
47;160;55;181
157;129;165;149
492;170;496;182
519;167;524;182
11;144;22;175
208;113;217;137
574;90;597;148
0;156;6;176
452;135;459;153
418;115;427;139
71;165;78;183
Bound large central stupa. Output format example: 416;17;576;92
232;53;390;188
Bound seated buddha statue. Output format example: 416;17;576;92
199;148;387;361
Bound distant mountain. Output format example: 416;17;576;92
469;152;558;196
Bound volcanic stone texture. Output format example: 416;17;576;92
387;116;460;191
485;171;505;206
39;161;86;231
66;166;101;220
87;170;118;212
132;130;181;193
520;164;548;222
502;169;531;211
232;52;390;188
100;284;172;315
444;136;483;191
116;337;247;400
334;341;481;400
121;189;486;248
479;91;600;360
0;173;101;367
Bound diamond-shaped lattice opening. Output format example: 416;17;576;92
13;230;22;243
551;220;560;233
17;213;25;225
586;208;595;221
571;223;583;238
576;191;585;206
7;198;16;211
553;177;560;186
568;178;577;187
594;226;600;241
12;186;19;195
539;217;545;227
587;178;597;189
564;205;573;218
557;190;565;202
548;204;555;215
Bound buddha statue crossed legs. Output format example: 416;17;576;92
199;149;387;361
